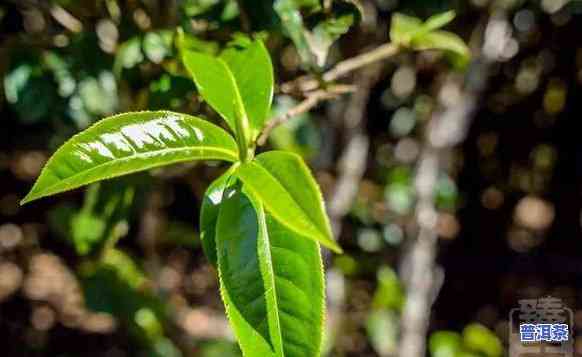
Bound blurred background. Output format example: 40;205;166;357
1;0;581;356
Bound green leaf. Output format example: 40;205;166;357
220;37;274;140
181;37;273;142
143;30;174;64
182;50;242;134
81;248;174;353
423;10;456;33
389;11;469;65
429;331;462;357
307;5;360;67
68;179;135;255
114;37;144;75
275;0;361;68
462;324;503;357
366;309;399;356
22;111;238;204
235;151;341;253
274;0;315;66
411;31;470;64
389;13;423;45
200;166;237;266
176;30;219;56
264;215;324;357
269;96;320;158
216;185;324;357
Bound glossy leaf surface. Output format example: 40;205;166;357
264;215;325;357
221;37;274;140
182;37;273;141
235;151;341;253
199;166;237;266
182;51;242;134
216;185;324;357
22;111;238;204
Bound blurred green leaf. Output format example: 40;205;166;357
176;31;219;55
366;309;399;356
357;228;383;252
429;331;462;357
163;220;199;248
389;13;423;45
412;31;470;65
81;249;177;355
200;340;242;357
101;248;147;289
180;0;238;23
49;178;138;255
274;0;315;67
462;323;503;357
384;166;414;214
423;10;456;33
78;71;118;117
143;30;174;64
4;57;59;123
372;266;405;311
148;74;195;110
389;10;469;65
436;174;458;211
114;37;144;74
275;0;362;68
269;96;320;157
305;1;362;67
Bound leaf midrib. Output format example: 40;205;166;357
24;146;237;203
241;161;326;240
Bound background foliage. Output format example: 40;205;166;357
1;0;581;356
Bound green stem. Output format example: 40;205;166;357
233;96;253;162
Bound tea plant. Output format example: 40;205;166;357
21;10;467;356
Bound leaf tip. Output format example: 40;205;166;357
20;193;35;206
327;241;343;254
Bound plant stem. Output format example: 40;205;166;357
257;43;400;145
233;97;252;162
280;43;400;94
256;85;355;146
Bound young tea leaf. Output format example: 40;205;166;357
216;185;325;357
181;51;243;134
181;37;273;142
220;38;274;140
22;111;238;204
235;151;341;253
